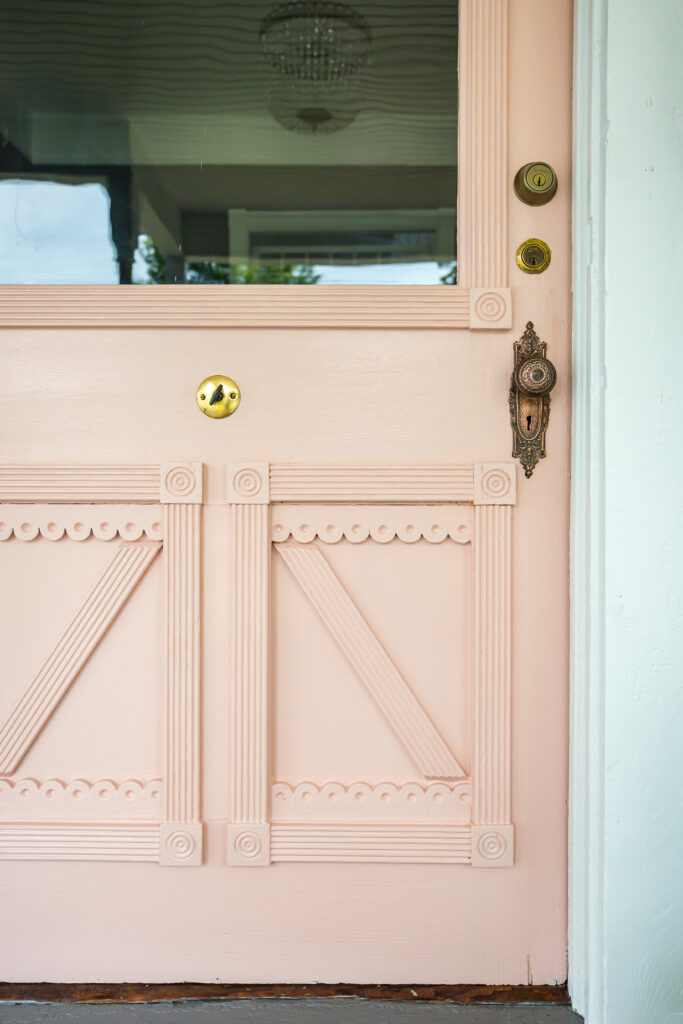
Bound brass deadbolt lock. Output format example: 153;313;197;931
514;162;558;205
516;238;551;274
196;375;241;418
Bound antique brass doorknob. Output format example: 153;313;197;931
513;355;557;396
509;323;556;478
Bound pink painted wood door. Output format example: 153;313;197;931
0;0;572;984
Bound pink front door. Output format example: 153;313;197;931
0;0;572;984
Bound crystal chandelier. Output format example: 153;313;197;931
260;1;371;134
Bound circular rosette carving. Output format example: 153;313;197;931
480;468;512;500
233;830;263;860
232;468;263;499
473;291;507;323
514;356;557;396
163;465;197;499
166;829;197;861
476;830;507;861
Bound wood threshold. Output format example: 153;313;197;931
0;983;569;1004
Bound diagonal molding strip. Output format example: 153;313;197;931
0;542;161;774
275;541;465;779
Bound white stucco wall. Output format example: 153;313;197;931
602;2;683;1021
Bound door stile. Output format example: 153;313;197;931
226;465;272;866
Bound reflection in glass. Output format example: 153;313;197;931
0;2;457;285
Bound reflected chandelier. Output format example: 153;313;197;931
260;1;371;134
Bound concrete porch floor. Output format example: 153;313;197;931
0;1000;583;1023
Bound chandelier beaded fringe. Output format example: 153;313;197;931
260;1;371;83
260;1;371;134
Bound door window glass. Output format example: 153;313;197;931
0;2;457;284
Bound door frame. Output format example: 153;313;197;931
569;0;608;1020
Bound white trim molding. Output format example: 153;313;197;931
570;0;607;1019
227;461;516;867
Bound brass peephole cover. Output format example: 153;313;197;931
514;162;558;206
196;375;241;419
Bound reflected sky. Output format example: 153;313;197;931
0;180;450;285
0;181;118;284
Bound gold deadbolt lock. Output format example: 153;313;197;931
196;375;241;418
514;162;558;205
516;237;551;274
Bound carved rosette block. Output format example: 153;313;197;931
160;463;203;504
471;825;514;868
469;289;512;330
227;463;270;504
474;463;517;506
227;824;271;867
160;823;203;867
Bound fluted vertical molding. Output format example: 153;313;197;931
458;0;509;288
227;464;271;866
470;463;515;867
160;463;203;867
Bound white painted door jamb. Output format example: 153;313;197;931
570;0;607;1020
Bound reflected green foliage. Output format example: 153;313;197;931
137;235;320;284
438;261;457;285
137;235;166;283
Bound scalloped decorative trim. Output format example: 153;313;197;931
0;778;163;821
271;781;471;823
0;505;163;541
271;505;473;545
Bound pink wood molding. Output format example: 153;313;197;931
228;459;515;866
275;540;466;780
471;823;514;868
474;463;517;506
270;825;472;864
162;502;202;866
0;542;161;775
228;502;271;866
457;0;509;288
0;462;205;865
271;782;472;824
271;504;473;545
0;505;163;542
0;466;161;503
0;823;160;861
469;288;512;330
0;779;162;820
472;504;513;863
0;286;473;329
160;464;203;505
269;464;475;503
226;464;270;504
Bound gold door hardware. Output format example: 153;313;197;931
514;162;558;205
509;322;556;478
516;237;551;274
196;375;241;418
